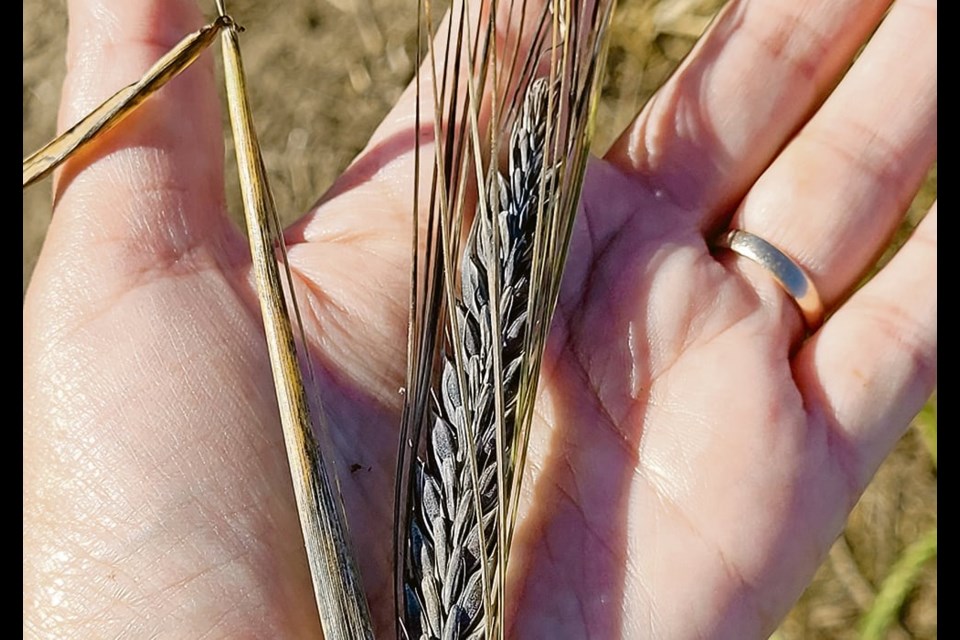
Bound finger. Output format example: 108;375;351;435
793;203;936;491
728;0;936;307
605;0;893;218
50;0;227;262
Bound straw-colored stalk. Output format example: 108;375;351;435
216;4;374;638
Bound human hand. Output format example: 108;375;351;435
23;0;935;638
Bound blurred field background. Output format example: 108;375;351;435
23;0;936;637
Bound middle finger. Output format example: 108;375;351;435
604;0;894;216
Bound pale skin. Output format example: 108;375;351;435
23;0;936;637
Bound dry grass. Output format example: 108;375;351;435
22;0;936;637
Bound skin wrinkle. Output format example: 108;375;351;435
714;251;807;348
524;320;644;636
901;0;937;18
91;486;280;634
798;125;908;213
154;421;259;509
621;544;657;638
740;0;829;89
573;336;645;467
35;431;124;525
556;204;598;332
565;467;626;567
54;95;219;206
294;268;408;409
194;609;235;640
635;243;783;398
640;255;695;373
29;278;138;349
642;436;775;640
791;424;856;555
32;249;238;366
117;562;251;639
795;348;905;499
31;540;137;632
293;255;388;329
852;296;937;382
256;263;400;512
633;463;710;638
559;317;627;456
107;406;192;487
128;192;213;263
151;548;250;602
537;486;591;636
29;320;300;636
513;312;637;636
627;102;701;213
565;201;639;424
711;542;757;635
64;2;204;81
636;57;726;210
675;251;748;356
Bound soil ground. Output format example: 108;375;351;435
23;0;936;637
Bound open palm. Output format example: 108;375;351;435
23;0;936;637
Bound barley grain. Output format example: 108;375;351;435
396;2;616;636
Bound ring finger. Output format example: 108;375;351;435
722;0;936;319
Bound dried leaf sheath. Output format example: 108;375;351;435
22;16;229;189
216;6;374;638
396;1;616;637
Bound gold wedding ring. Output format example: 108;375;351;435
714;229;824;332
